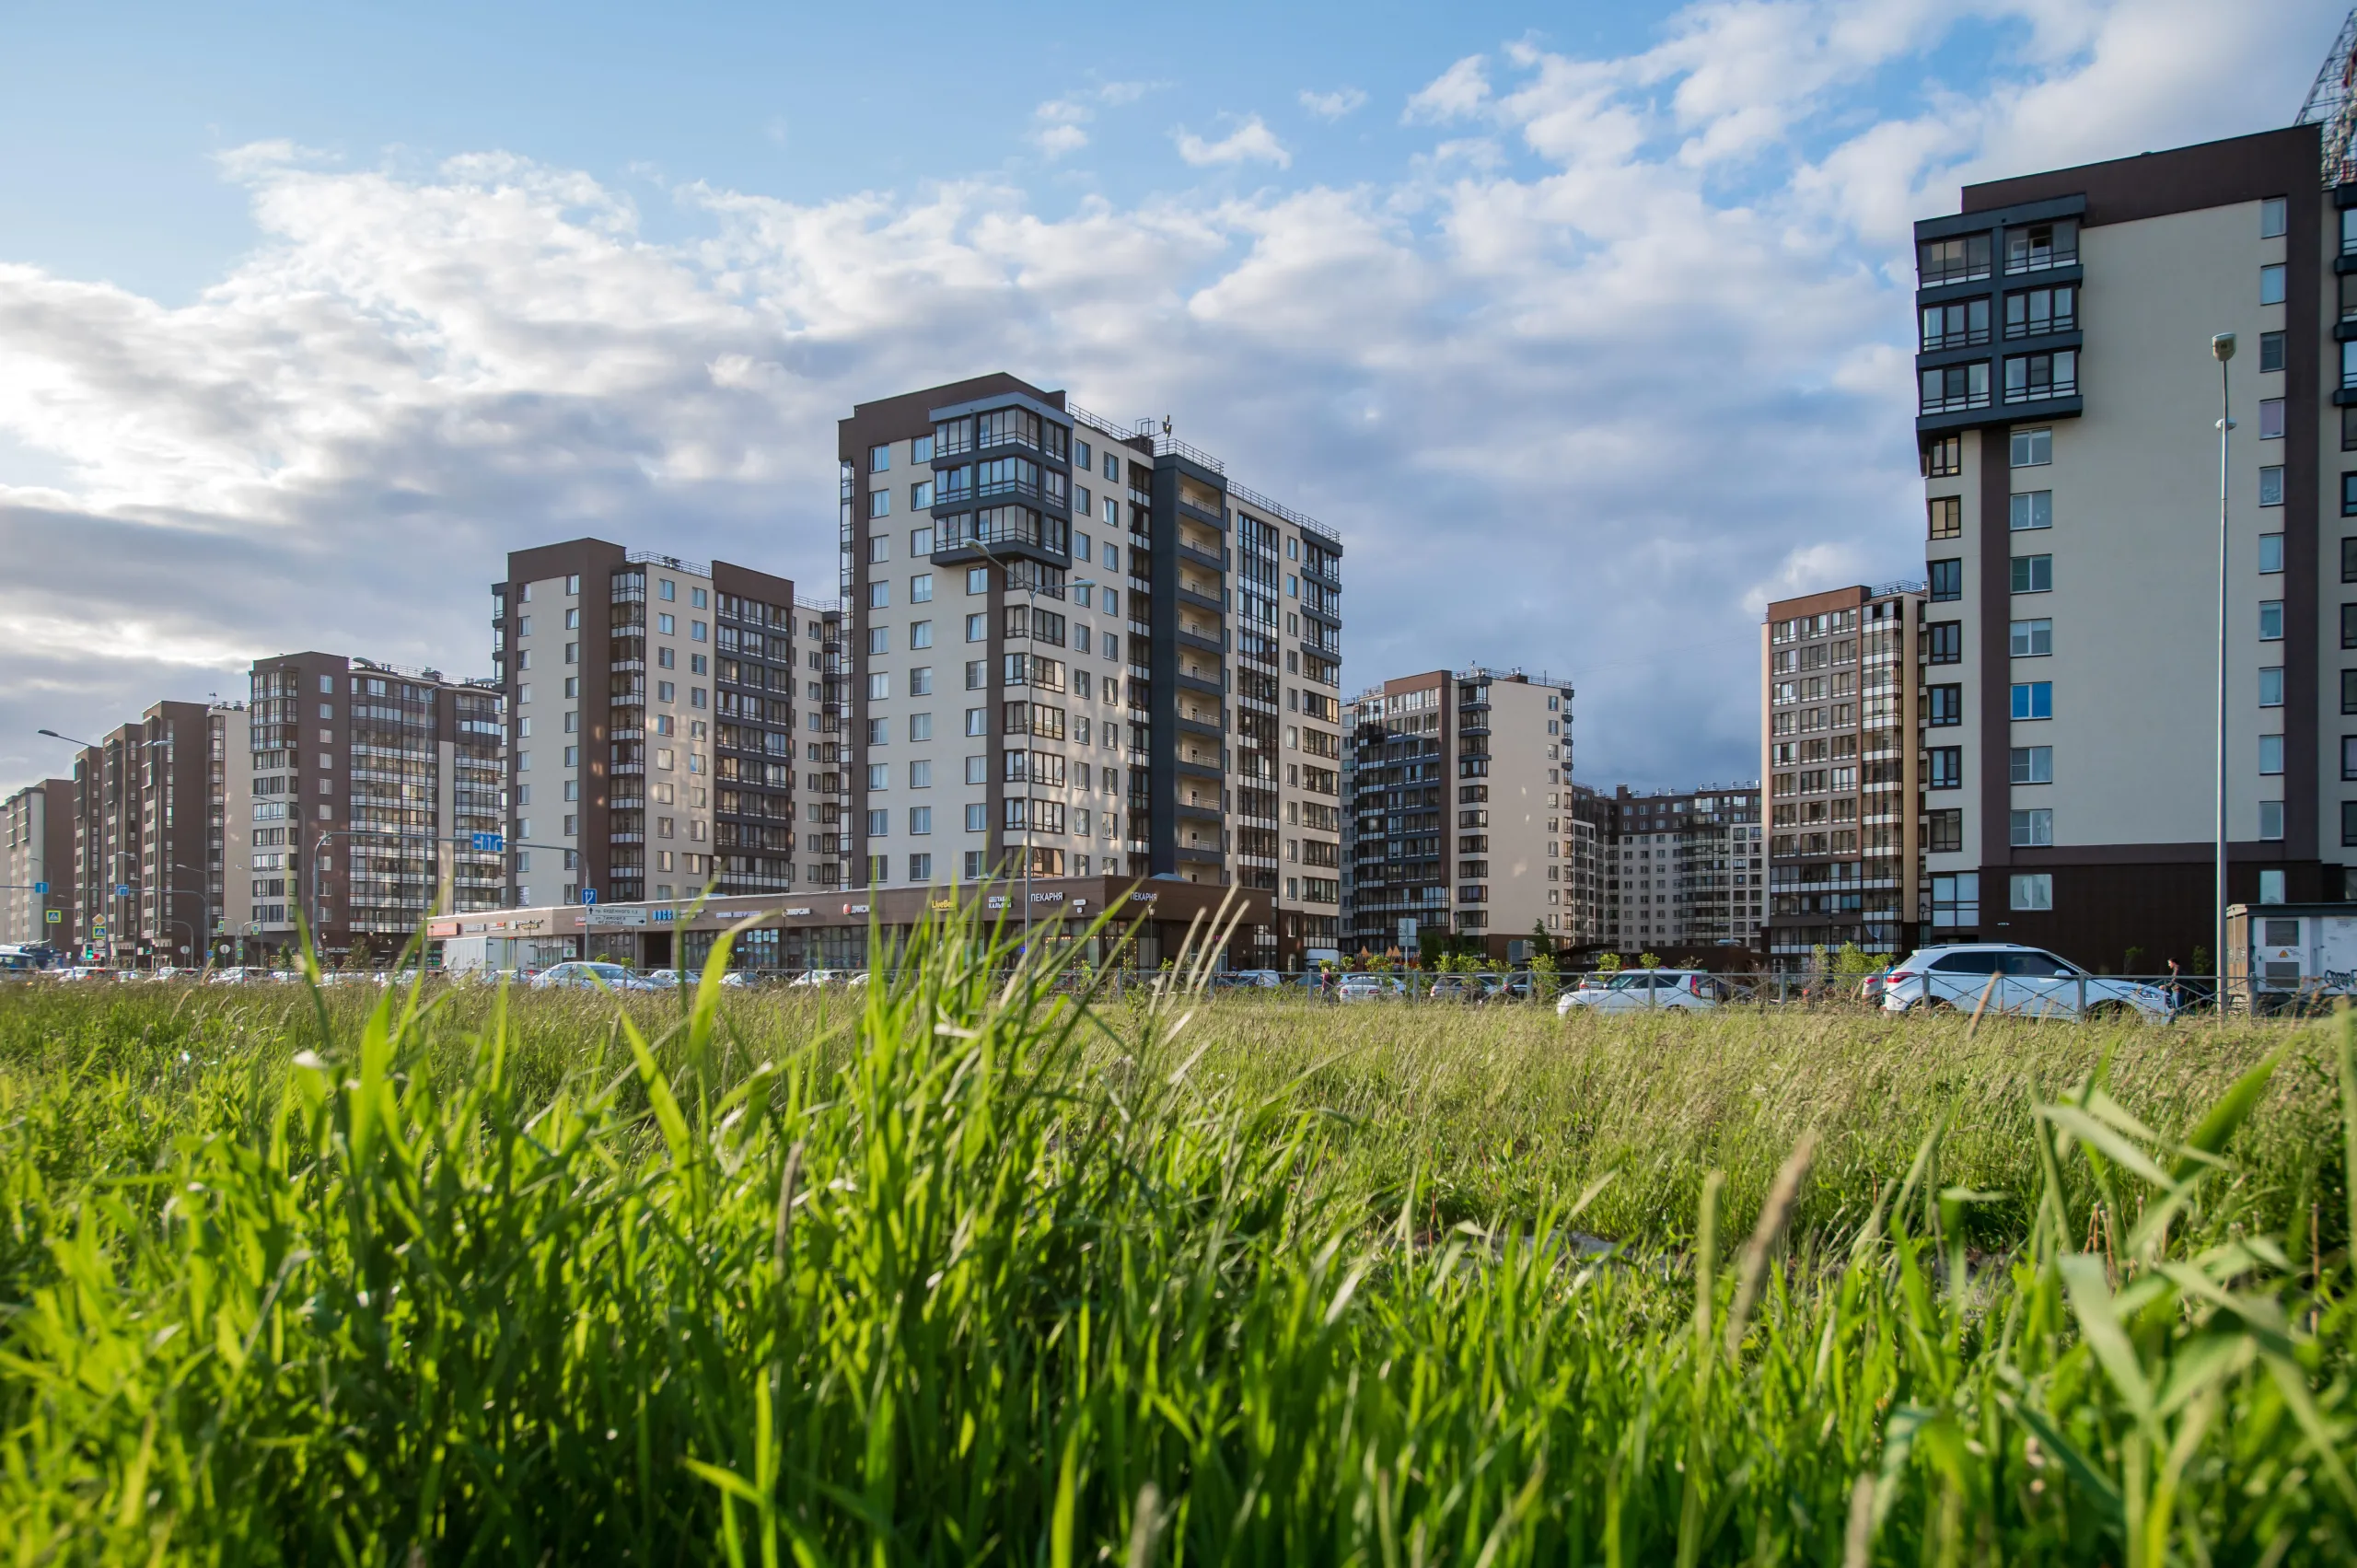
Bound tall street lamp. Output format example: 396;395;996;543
2212;331;2235;1003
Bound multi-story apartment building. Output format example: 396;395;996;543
493;542;815;911
1563;782;1609;946
1910;119;2354;968
1341;668;1574;958
837;376;1345;969
70;700;249;967
1761;583;1928;965
2;780;73;947
1592;784;1764;955
243;654;500;960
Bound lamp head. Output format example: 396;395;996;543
2212;332;2236;363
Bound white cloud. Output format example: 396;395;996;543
0;0;2341;794
1028;81;1162;157
1299;87;1368;121
1174;115;1292;169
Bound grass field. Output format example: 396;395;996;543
4;912;2355;1564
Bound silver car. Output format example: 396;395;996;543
1880;944;2174;1021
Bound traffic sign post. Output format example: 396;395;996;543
580;889;598;905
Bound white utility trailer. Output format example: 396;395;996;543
2225;901;2357;1011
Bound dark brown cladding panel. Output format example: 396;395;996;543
1962;124;2316;226
1765;585;1867;620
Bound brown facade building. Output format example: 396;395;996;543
1761;582;1928;965
243;654;499;960
70;700;247;967
1592;784;1763;955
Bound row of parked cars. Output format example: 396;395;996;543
1537;944;2177;1021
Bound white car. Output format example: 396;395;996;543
529;960;652;992
1558;970;1725;1015
1336;973;1406;1003
1879;944;2175;1021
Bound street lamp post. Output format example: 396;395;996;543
2212;332;2235;1006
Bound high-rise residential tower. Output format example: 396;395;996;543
1910;119;2350;966
2;780;73;947
70;699;249;968
836;376;1345;969
1760;582;1928;966
1341;668;1574;958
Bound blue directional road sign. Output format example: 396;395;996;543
114;884;132;897
32;880;46;896
470;831;505;853
580;889;598;905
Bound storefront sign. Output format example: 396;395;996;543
842;903;869;914
586;906;650;928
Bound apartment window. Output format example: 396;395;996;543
2009;808;2052;848
2259;331;2286;374
1918;233;1991;285
909;713;933;743
2346;800;2357;846
2345;670;2357;714
911;528;935;557
2009;618;2053;657
1926;685;1963;726
2009;872;2053;912
1921;362;1991;413
967;567;989;594
1074;529;1092;562
868;672;890;701
866;535;890;565
2260;666;2285;707
2258;467;2284;509
2259;735;2284;775
868;583;889;609
868;490;890;519
1921;297;1990;349
960;803;986;833
869;444;890;473
2262;600;2285;641
965;708;987;737
2260;399;2285;440
2258;533;2284;575
911;574;934;603
2345;407;2357;450
865;809;888;839
2009;491;2053;530
865;626;888;656
2004;220;2074;273
863;762;888;792
1922;436;1963;478
2344;736;2357;781
2010;745;2053;784
2343;475;2357;517
1927;746;1963;789
2003;351;2075;402
2261;196;2288;238
2011;427;2052;467
2011;681;2053;720
911;481;933;510
865;716;888;745
2010;554;2051;594
965;661;985;691
1926;621;1962;664
656;612;675;636
1927;496;1962;540
2259;263;2286;306
910;621;933;649
2003;285;2075;338
909;807;933;836
965;755;988;784
965;613;987;643
1929;558;1963;601
2346;537;2357;583
2260;802;2285;843
1926;812;1965;855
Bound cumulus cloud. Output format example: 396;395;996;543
1029;81;1159;157
1174;115;1292;168
1299;87;1368;121
0;0;2340;794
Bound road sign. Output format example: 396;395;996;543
31;880;46;896
471;831;505;853
580;888;598;905
45;909;61;923
1398;917;1418;945
114;884;132;897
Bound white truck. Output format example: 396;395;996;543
2225;901;2357;1011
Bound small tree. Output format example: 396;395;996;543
1529;948;1561;1000
1830;942;1878;981
1639;951;1663;970
1595;951;1624;975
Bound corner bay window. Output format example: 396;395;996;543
1921;298;1989;350
1921;362;1990;413
2003;285;2075;338
2003;350;2075;402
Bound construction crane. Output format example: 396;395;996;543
2297;6;2357;186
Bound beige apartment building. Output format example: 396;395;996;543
1592;784;1764;955
493;543;819;912
1341;668;1573;958
837;376;1345;970
2;780;73;947
1760;583;1928;965
1910;120;2357;968
242;654;497;961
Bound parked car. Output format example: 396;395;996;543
1558;970;1724;1015
1336;973;1406;1003
1219;969;1283;990
206;967;273;985
529;960;653;992
1427;974;1489;1004
1879;944;2175;1022
642;968;689;989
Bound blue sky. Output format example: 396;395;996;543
1;0;2346;792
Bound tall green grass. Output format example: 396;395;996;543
2;907;2354;1564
